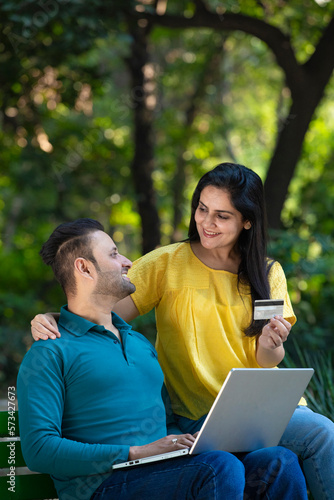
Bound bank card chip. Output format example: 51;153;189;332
254;299;284;320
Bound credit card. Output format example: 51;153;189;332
254;299;284;320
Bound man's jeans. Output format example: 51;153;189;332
176;406;334;500
91;447;307;499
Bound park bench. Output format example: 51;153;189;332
0;410;58;499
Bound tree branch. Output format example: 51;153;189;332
304;16;334;84
140;9;304;93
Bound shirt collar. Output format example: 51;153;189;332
58;305;132;337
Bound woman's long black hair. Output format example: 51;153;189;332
188;162;273;337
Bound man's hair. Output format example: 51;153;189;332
40;218;104;295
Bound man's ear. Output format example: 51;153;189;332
74;258;94;280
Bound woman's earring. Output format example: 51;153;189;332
244;222;252;230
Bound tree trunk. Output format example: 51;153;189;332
125;23;161;254
265;17;334;227
264;93;318;228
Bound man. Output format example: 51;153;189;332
17;218;307;500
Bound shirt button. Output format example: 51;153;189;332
113;340;118;344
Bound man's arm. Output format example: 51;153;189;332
17;346;130;477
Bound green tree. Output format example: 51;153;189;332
1;0;334;395
1;0;334;246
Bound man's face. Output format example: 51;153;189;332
89;231;136;300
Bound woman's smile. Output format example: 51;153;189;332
202;228;222;238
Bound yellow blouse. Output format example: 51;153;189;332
129;242;297;420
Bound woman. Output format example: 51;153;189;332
32;163;334;499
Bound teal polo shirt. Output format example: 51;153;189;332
17;306;168;500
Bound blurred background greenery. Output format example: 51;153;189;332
0;0;333;419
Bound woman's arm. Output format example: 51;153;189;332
31;313;61;341
113;295;140;322
256;316;291;367
31;296;140;341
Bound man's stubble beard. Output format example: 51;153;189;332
93;269;136;300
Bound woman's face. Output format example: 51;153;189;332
194;185;250;252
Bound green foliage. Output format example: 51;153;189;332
0;0;333;396
282;341;334;421
269;230;334;352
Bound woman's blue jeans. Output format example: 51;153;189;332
176;406;334;500
91;447;307;499
278;406;334;500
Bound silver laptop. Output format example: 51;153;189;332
113;368;314;469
